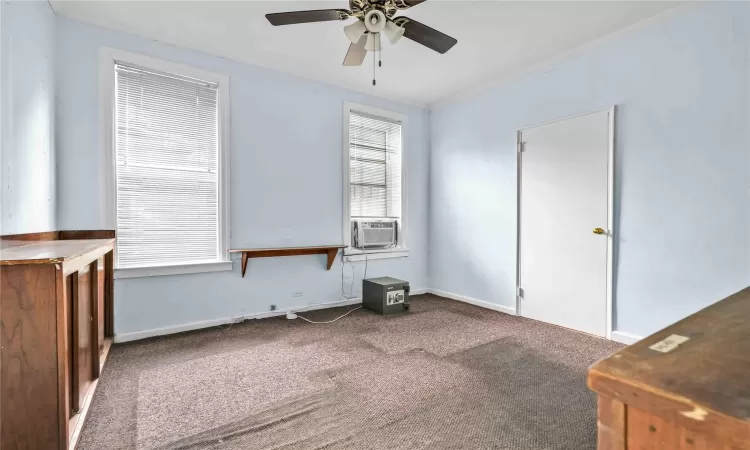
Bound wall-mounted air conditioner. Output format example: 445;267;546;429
352;220;398;248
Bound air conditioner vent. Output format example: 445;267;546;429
353;220;398;248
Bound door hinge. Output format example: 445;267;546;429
517;141;526;153
516;286;524;298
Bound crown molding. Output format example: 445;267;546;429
429;2;701;111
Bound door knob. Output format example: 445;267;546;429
593;228;605;235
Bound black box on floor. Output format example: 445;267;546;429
362;277;410;315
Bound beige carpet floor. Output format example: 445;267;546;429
78;294;623;450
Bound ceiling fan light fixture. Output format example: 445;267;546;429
384;20;405;44
364;32;381;52
264;2;458;74
364;10;387;33
343;20;367;43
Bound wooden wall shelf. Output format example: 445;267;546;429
229;245;347;277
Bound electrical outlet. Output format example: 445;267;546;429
292;291;304;298
270;304;277;311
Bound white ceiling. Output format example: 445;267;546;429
51;1;682;107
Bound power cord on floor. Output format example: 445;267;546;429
291;247;369;325
288;306;363;324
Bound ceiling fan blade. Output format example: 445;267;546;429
394;0;427;10
393;17;457;54
266;9;350;26
343;34;367;66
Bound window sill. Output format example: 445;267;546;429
343;248;409;262
115;261;233;279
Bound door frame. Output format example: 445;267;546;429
515;106;615;339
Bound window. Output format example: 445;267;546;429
102;49;230;278
343;102;408;260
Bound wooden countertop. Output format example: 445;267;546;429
588;287;750;439
0;239;115;265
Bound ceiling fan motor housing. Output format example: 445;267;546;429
364;10;387;33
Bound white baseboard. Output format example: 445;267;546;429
427;289;517;316
115;289;430;343
611;331;643;345
115;317;235;343
115;288;641;345
427;290;647;345
115;297;362;343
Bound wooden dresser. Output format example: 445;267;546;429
588;287;750;450
1;231;115;450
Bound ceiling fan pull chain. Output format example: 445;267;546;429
372;48;376;86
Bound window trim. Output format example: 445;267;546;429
99;47;231;277
342;101;408;260
114;261;234;279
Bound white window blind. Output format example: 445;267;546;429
349;111;402;218
114;62;221;269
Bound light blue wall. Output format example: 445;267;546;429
430;2;750;338
41;2;750;339
0;0;56;234
55;17;430;336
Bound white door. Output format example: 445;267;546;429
518;109;612;337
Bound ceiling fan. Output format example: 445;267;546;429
266;0;457;82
